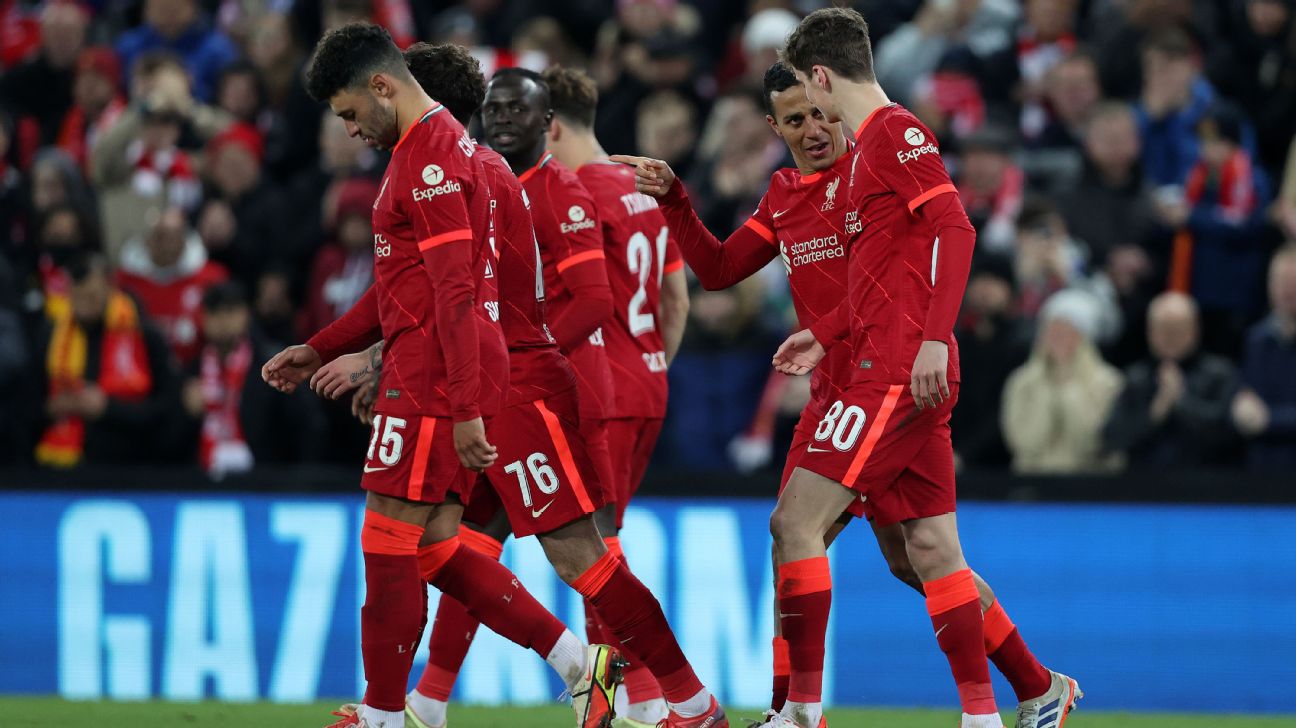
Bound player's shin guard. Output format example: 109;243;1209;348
771;635;791;712
359;510;428;713
925;569;996;716
416;527;505;702
573;550;705;708
418;536;567;661
778;557;831;720
983;599;1052;702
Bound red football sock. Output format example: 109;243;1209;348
419;536;565;659
926;569;996;715
778;557;832;705
359;511;428;713
983;599;1052;702
598;537;664;705
416;527;504;701
771;635;791;711
573;550;701;704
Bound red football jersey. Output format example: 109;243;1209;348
838;103;962;386
577;161;682;419
659;151;856;421
116;259;228;366
306;104;508;421
475;144;575;406
521;154;615;422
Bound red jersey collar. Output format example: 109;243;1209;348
517;152;553;184
853;103;894;141
392;104;443;153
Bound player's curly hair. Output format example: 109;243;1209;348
782;7;875;83
404;42;486;126
541;66;597;129
305;22;408;102
761;61;800;116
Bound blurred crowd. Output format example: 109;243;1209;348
0;0;1294;478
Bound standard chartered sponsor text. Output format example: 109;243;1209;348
789;233;845;267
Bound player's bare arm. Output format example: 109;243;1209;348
310;341;384;400
659;267;689;365
261;344;323;394
609;154;676;197
772;329;826;376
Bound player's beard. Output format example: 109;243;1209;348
370;97;401;150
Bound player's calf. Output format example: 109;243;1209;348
869;520;925;594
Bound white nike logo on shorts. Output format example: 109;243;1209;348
806;445;833;453
531;501;555;518
363;464;388;473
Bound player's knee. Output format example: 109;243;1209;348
902;528;958;577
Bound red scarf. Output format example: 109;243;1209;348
127;140;202;210
57;97;126;172
37;291;153;467
1170;149;1257;291
197;338;253;472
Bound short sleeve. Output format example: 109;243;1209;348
869;114;958;215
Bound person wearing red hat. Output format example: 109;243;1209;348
57;46;128;172
299;177;377;337
197;121;290;289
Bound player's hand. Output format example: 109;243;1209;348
772;329;826;376
352;382;377;425
309;351;374;399
910;340;949;410
261;344;322;394
608;154;676;197
453;417;498;471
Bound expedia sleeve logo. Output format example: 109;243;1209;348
896;144;939;165
561;204;596;233
413;164;463;201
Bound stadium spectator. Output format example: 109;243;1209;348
957;127;1024;252
1011;196;1086;320
0;1;88;160
115;0;240;103
1103;292;1240;468
181;282;324;475
1027;50;1100;152
299;178;376;337
1015;0;1083;145
1057;102;1164;280
685;87;785;237
1089;0;1201;101
731;8;800;90
1205;0;1296;177
1232;246;1296;470
636;90;699;176
197;123;291;289
952;254;1031;469
1135;26;1219;187
1165;103;1274;357
19;203;100;334
30;148;96;222
214;61;266;128
33;253;180;467
909;62;987;152
56;47;128;173
872;0;1018;107
1278;138;1296;241
1002;289;1123;473
117;207;229;367
252;267;296;345
283;112;375;267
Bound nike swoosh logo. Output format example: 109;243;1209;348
778;613;802;618
531;501;555;518
806;445;834;453
362;464;388;473
935;624;948;638
772;209;789;219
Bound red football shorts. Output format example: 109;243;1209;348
581;416;618;513
360;411;476;504
780;405;868;519
604;416;664;527
463;390;603;538
794;382;959;528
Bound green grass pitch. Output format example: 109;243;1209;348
3;699;1295;728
